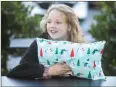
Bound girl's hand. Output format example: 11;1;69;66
47;63;72;76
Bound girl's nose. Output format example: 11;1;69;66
50;22;56;28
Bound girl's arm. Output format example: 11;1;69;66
6;40;45;80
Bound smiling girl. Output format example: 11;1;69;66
7;4;87;80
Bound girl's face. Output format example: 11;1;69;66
47;9;68;41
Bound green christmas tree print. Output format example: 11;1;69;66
56;58;58;61
63;42;67;44
87;59;90;61
53;58;58;64
87;48;90;54
55;48;58;54
60;49;67;55
40;39;44;43
77;59;80;66
92;49;99;55
77;73;83;76
88;71;92;79
47;60;50;65
84;62;88;67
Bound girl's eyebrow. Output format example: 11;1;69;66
47;19;51;21
47;19;62;21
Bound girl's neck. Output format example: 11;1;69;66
48;35;69;41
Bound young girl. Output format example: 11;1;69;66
6;4;87;80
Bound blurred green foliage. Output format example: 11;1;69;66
89;2;116;76
1;1;42;75
2;1;42;38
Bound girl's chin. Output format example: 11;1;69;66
51;37;59;40
50;36;61;41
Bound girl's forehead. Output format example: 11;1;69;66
47;9;67;21
48;9;66;18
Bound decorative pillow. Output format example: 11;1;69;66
36;38;106;80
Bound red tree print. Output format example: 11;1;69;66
100;48;104;54
93;61;96;69
70;48;74;57
40;48;43;57
48;42;51;44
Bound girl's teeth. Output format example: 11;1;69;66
51;30;57;33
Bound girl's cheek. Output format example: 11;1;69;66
46;25;49;30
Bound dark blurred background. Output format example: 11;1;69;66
1;1;116;76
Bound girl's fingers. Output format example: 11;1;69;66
61;65;71;70
62;67;71;71
61;67;72;71
61;70;72;74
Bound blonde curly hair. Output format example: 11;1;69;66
40;4;88;43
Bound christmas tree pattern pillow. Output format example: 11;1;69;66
36;38;106;80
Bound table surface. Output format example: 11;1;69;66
2;76;116;87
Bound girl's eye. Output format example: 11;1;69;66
47;21;51;23
56;21;61;24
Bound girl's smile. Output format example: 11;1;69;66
51;30;58;34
